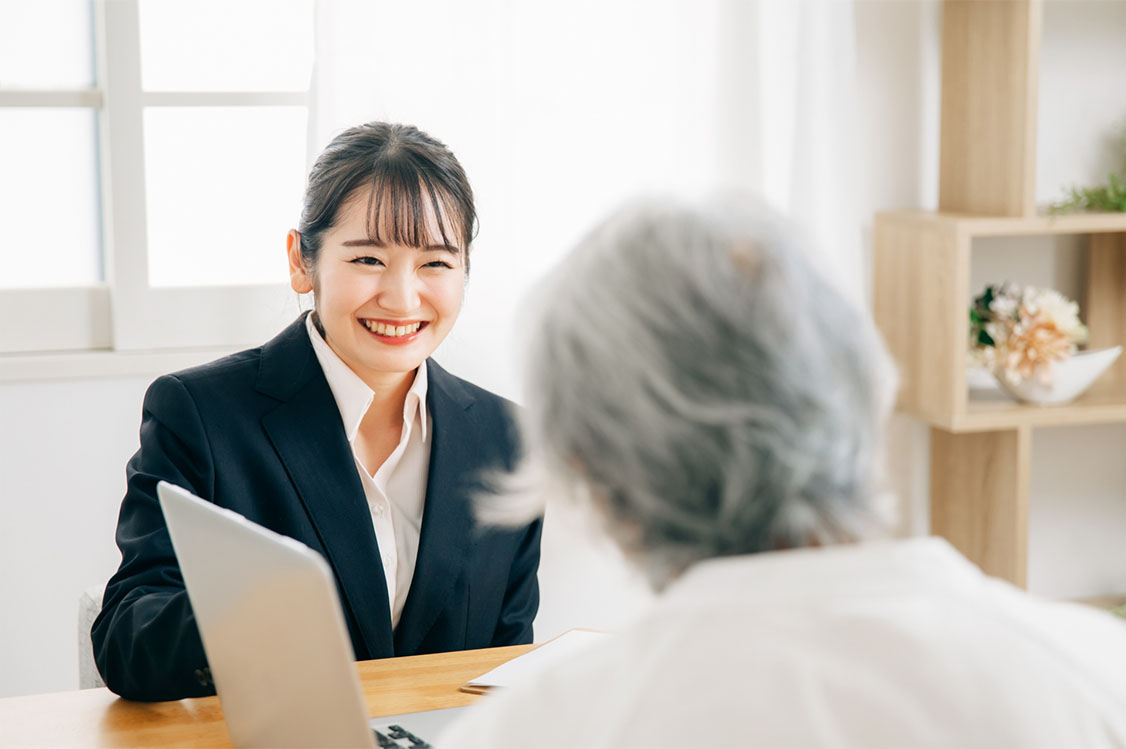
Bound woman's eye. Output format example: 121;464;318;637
425;260;456;269
351;256;383;267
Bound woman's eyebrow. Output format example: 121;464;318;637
341;238;461;254
424;243;463;255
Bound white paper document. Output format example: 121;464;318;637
463;629;612;692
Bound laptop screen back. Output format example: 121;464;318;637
157;481;375;748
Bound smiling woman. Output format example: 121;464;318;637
90;121;542;702
290;184;467;388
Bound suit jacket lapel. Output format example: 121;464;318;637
394;360;477;655
256;316;395;660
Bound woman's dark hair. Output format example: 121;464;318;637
297;121;477;274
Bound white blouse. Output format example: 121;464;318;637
305;313;431;629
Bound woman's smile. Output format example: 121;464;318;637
359;318;429;344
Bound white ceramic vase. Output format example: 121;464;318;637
994;346;1123;405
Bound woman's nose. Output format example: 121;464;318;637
376;267;421;312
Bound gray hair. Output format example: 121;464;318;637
514;197;897;588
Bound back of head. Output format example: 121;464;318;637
522;197;897;587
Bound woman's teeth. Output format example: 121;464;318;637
362;320;423;337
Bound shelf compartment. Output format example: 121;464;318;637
874;210;1126;434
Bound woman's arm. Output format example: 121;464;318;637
91;374;217;701
490;516;543;646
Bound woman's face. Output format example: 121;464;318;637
288;189;466;386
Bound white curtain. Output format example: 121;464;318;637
716;0;862;305
311;0;859;637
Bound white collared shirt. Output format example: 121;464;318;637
440;537;1126;747
305;313;431;628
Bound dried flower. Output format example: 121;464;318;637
969;282;1088;386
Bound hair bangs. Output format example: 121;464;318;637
364;166;466;255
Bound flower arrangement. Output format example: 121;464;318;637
969;282;1088;386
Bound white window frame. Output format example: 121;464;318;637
0;0;310;362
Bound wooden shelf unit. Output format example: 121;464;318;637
871;0;1126;590
875;210;1126;434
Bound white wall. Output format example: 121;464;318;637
1037;0;1126;206
0;377;151;697
2;0;1124;699
1018;0;1126;591
854;0;942;540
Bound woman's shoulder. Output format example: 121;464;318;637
149;347;264;398
151;315;310;397
141;348;266;424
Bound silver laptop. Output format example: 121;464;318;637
157;480;467;748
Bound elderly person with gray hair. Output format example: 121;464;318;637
441;199;1126;748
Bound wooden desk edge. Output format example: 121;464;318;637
0;644;537;748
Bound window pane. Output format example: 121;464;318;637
139;0;314;91
0;109;101;288
144;107;306;287
0;0;94;88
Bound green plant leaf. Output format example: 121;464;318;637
1051;126;1126;213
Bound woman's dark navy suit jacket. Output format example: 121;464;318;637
91;315;542;702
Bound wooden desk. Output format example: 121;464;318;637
0;644;534;748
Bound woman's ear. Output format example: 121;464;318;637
287;230;314;294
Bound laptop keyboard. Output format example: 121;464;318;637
372;723;432;748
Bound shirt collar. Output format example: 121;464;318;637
305;313;429;443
